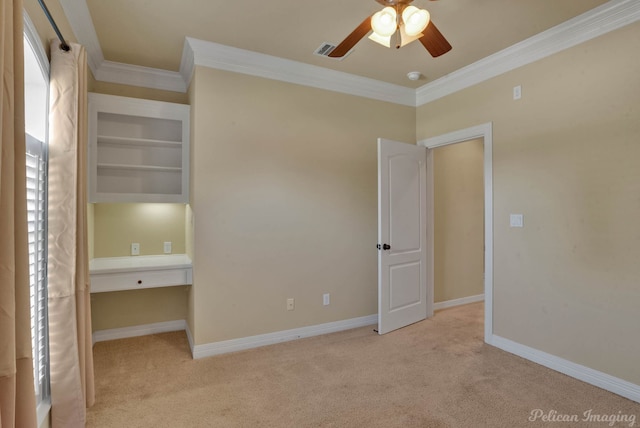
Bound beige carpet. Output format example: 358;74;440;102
87;303;639;427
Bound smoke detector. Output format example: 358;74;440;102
407;71;421;81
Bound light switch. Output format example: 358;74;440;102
513;85;522;100
510;214;524;228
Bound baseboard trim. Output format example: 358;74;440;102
92;320;187;345
185;321;195;355
489;335;640;403
192;314;378;359
434;294;484;311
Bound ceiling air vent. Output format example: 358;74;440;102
313;42;350;60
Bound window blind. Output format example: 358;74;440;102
26;133;49;402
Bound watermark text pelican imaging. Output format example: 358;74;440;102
529;409;636;427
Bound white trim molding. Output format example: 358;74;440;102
490;335;640;404
182;37;416;106
415;0;640;106
94;60;187;92
433;294;484;311
58;0;105;74
23;10;49;78
191;315;377;360
419;122;494;343
90;315;376;360
58;0;640;101
185;321;195;354
92;320;187;345
36;399;51;428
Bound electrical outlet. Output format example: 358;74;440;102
287;298;295;311
163;241;172;254
131;243;140;256
323;293;330;306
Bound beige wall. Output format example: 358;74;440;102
186;79;198;340
190;66;415;344
185;202;195;338
90;286;189;331
433;139;484;303
417;22;640;385
91;203;186;257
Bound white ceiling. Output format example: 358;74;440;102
54;0;639;97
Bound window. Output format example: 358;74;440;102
26;133;49;403
24;22;50;412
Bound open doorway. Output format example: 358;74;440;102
432;139;484;309
419;123;494;343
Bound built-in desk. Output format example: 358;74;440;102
89;254;192;293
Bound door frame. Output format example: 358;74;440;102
418;122;493;343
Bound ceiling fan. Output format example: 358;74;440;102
328;0;452;58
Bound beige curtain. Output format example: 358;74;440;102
47;40;95;428
0;0;38;426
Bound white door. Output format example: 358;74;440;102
378;138;429;334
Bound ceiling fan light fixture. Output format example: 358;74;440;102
368;31;391;48
371;6;397;37
402;6;430;37
327;0;451;59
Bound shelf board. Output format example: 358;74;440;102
97;135;182;148
97;163;182;172
91;192;185;203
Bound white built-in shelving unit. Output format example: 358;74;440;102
88;93;190;203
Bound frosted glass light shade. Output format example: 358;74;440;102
368;31;391;48
402;6;430;36
371;7;397;37
399;24;423;47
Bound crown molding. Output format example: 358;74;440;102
181;37;416;106
416;0;640;106
94;60;187;92
58;0;104;74
57;0;187;92
179;38;196;88
59;0;639;103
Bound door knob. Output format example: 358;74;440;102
377;243;391;250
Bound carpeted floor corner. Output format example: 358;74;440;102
87;303;640;427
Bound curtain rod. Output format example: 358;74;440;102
37;0;71;52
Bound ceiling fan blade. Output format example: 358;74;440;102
419;21;452;57
328;16;372;58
